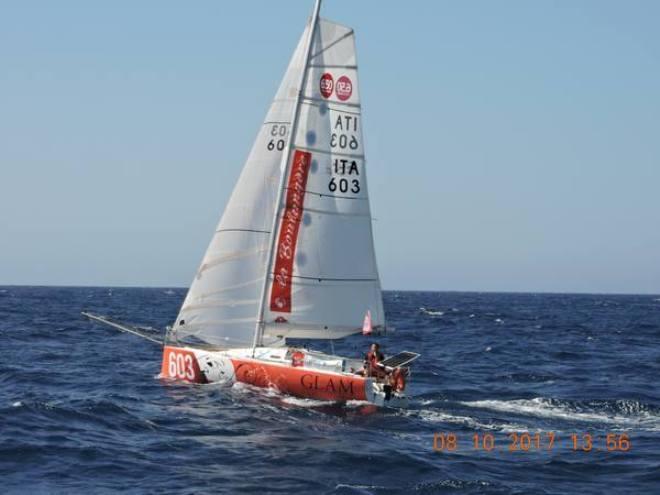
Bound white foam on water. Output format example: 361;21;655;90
281;396;330;408
12;401;22;407
336;484;388;491
460;398;660;431
419;307;444;316
230;383;367;409
231;381;274;396
405;408;527;432
228;382;249;393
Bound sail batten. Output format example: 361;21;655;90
286;276;379;283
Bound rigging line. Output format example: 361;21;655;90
309;30;354;60
82;312;163;345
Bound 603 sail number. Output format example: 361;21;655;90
266;124;288;151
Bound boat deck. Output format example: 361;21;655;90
240;347;364;376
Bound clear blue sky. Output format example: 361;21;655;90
1;1;659;293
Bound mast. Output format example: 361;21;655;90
252;0;322;353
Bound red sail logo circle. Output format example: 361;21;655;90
319;73;334;99
335;75;353;101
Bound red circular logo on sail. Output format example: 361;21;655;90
335;75;353;101
319;73;334;99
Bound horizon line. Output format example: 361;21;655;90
1;283;658;298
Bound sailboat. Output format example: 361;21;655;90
86;0;419;407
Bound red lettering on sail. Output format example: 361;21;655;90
270;150;312;313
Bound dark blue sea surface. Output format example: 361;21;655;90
1;287;659;494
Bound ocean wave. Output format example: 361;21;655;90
403;408;529;433
4;287;660;493
281;396;333;408
419;307;444;316
460;397;660;431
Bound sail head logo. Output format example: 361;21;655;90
335;76;353;101
320;73;334;98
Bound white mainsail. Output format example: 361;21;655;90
261;18;385;342
172;5;385;348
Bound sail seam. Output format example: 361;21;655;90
215;228;270;234
292;276;378;282
181;299;258;312
189;278;264;297
302;95;361;109
301;100;361;115
294;145;364;159
308;64;357;69
198;248;268;275
301;189;368;200
178;317;256;326
268;274;378;283
276;204;370;218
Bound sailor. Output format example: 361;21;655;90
363;342;385;377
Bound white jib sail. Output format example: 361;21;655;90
261;18;386;342
171;24;311;347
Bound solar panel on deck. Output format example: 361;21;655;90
380;351;420;368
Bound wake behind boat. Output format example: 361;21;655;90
85;0;419;407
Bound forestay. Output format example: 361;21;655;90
262;18;385;342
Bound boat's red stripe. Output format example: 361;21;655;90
269;149;312;314
231;358;367;401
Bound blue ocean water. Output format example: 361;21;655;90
0;286;658;494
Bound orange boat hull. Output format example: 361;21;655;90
161;346;367;401
230;357;367;401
